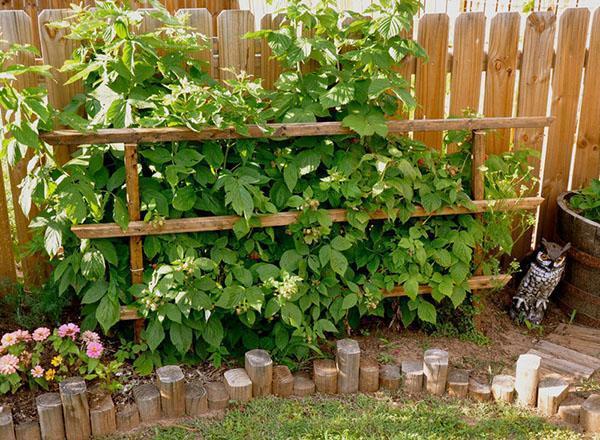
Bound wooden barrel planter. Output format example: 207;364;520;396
556;191;600;327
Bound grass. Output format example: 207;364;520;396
117;393;582;440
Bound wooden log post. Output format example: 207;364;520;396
224;369;253;403
206;382;229;411
581;394;600;432
124;142;144;340
558;401;581;425
379;365;401;391
132;383;161;423
116;403;140;432
0;410;15;440
36;393;65;440
14;421;40;440
447;369;469;398
468;379;492;402
156;365;186;418
424;349;449;396
293;374;315;397
313;359;338;394
515;353;541;406
402;361;424;394
185;382;208;417
336;339;360;394
359;358;379;393
89;394;117;437
59;377;91;440
491;375;515;402
245;349;273;397
272;365;294;397
537;375;569;416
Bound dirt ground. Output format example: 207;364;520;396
0;285;570;424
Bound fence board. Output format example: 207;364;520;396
539;8;590;240
512;11;556;258
483;12;520;155
260;13;283;89
0;10;46;287
414;13;449;149
571;8;600;189
449;12;485;117
176;8;213;73
38;9;82;165
138;8;161;33
217;10;256;81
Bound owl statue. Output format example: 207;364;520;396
509;238;571;325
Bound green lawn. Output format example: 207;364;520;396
119;394;583;440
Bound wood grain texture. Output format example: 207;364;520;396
260;14;283;89
468;378;491;402
36;393;65;440
414;13;449;149
449;12;486;118
245;349;273;397
176;8;213;73
537;375;569;416
59;377;91;440
359;358;379;393
401;360;423;394
14;421;41;440
491;375;515;402
217;10;255;81
336;339;360;394
0;10;47;288
379;365;401;391
423;349;449;396
132;383;161;423
515;353;541;407
539;8;590;241
313;359;338;394
41;117;554;145
224;368;253;402
512;11;556;258
582;394;600;433
71;197;544;239
206;381;228;410
572;9;600;188
272;365;294;397
156;365;186;418
185;382;208;416
116;403;140;432
0;410;15;440
38;9;82;164
447;369;469;398
89;393;117;437
483;12;520;155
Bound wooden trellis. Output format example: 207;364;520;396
40;116;552;333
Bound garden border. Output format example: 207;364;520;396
39;116;553;332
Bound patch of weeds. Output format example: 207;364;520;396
431;322;491;346
576;378;600;393
376;352;395;365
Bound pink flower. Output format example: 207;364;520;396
1;332;18;348
81;331;100;344
58;323;80;340
86;342;104;359
32;327;50;342
0;354;19;375
30;365;44;378
15;330;31;342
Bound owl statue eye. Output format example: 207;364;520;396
539;253;549;260
555;256;566;265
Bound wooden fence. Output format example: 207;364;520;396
0;5;599;289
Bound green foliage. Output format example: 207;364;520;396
569;179;600;223
0;0;537;368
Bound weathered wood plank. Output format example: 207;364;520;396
571;9;600;188
511;11;556;258
539;8;590;241
71;197;544;239
449;12;486;118
40;117;555;145
527;349;594;379
217;10;255;81
534;340;600;371
176;8;213;72
414;13;449;149
260;13;283;89
483;12;520;155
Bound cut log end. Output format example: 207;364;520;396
206;382;229;411
336;339;360;394
0;411;15;440
224;368;253;403
156;365;186;418
379;365;401;391
515;353;541;407
491;375;515;403
116;403;140;432
59;377;91;440
14;421;40;440
132;383;161;423
537;375;569;416
447;369;469;398
272;365;294;397
468;378;492;402
314;359;338;394
581;394;600;432
36;393;65;440
293;374;315;397
89;393;117;437
245;349;273;397
359;358;380;393
402;360;424;394
185;382;208;417
424;349;449;396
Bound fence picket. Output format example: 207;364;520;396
414;13;449;149
449;12;486;118
539;8;590;240
571;8;600;189
483;12;520;155
512;11;556;258
217;10;256;81
260;13;283;90
38;9;82;164
0;10;47;287
176;8;213;74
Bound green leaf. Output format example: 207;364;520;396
320;82;355;108
161;303;182;323
144;236;161;259
96;294;120;333
113;196;130;231
417;299;437;324
145;319;165;352
330;249;348;276
82;280;108;304
44;222;62;257
317;319;337;333
107;167;126;191
331;236;352;251
94;240;118;266
202;316;224;347
170;322;192;354
403;277;419;300
284;162;299;192
172;186;197;211
281;302;302;328
81;249;105;280
342;293;358;310
280;249;302;272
